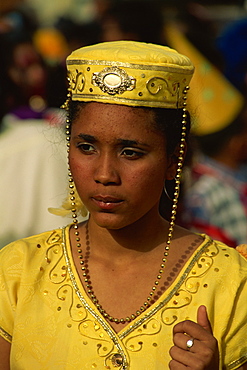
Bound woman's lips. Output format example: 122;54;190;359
91;196;123;210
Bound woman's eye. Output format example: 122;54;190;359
121;148;144;159
77;143;95;153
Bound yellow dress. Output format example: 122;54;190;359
0;225;247;369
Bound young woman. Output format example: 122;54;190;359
0;41;246;369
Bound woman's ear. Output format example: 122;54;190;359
165;143;187;180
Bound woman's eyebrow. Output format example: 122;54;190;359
116;138;150;147
76;135;150;148
77;133;96;142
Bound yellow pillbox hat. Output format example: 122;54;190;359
66;40;194;109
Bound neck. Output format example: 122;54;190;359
85;213;168;260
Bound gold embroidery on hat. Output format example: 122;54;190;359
69;69;85;93
92;66;136;95
67;58;192;74
147;77;180;98
71;93;181;108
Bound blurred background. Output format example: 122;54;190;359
0;0;247;248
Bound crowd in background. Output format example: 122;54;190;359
0;0;247;248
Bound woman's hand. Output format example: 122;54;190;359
169;305;219;369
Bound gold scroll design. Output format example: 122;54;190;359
45;232;99;346
57;284;88;322
69;69;85;94
56;284;116;364
78;319;114;358
161;290;193;326
146;77;180;103
57;283;115;359
122;318;161;353
161;243;219;326
44;231;68;285
92;66;136;95
45;232;89;326
183;242;219;295
56;280;114;359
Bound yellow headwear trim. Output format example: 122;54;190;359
66;40;194;109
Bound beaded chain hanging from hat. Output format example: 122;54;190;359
64;87;189;324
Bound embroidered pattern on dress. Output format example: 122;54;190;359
61;227;128;369
43;227;217;369
42;229;121;369
119;239;214;341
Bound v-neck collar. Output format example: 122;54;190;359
61;225;213;339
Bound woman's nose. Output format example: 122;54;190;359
94;153;121;185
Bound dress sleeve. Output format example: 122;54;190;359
218;247;247;369
0;241;25;343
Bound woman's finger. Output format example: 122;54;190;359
169;358;187;370
173;319;210;342
170;334;217;369
169;345;196;368
173;332;198;352
197;305;213;334
169;343;213;369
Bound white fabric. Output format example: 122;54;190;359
0;114;72;248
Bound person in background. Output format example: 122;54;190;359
0;40;246;369
164;20;247;246
181;106;247;246
0;25;72;248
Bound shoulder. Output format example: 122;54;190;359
201;235;247;278
0;228;67;271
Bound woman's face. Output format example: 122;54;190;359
69;102;176;230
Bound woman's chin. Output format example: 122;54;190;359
89;212;133;231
